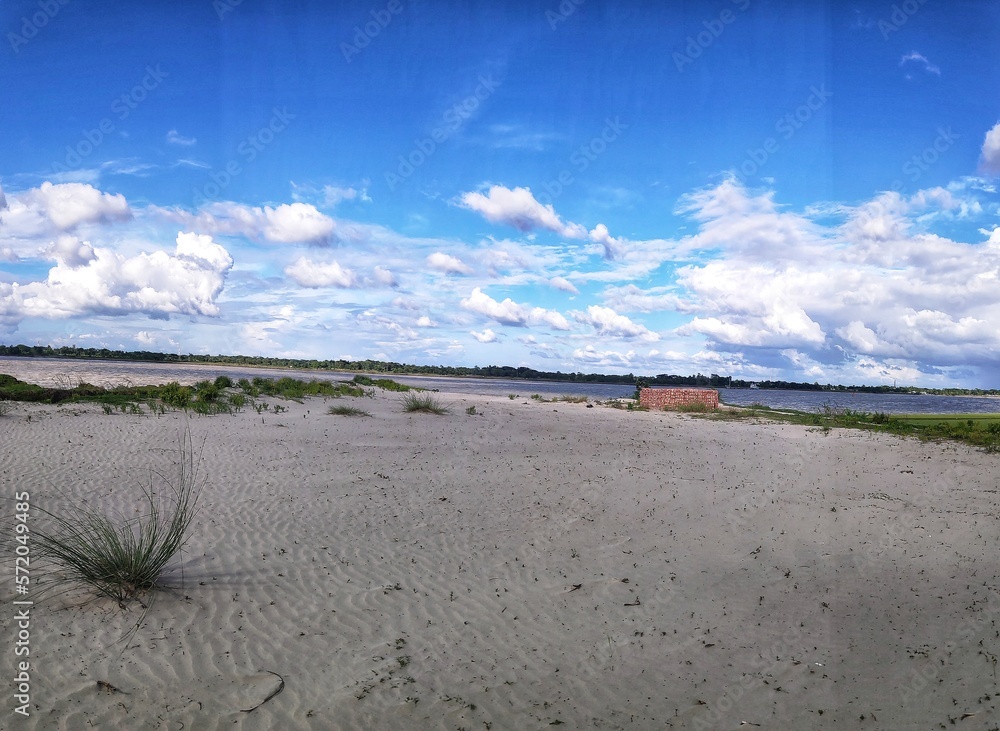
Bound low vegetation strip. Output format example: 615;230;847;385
0;373;418;412
707;403;1000;452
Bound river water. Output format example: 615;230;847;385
2;356;998;415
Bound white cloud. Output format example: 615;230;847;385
981;122;1000;175
323;185;370;206
548;276;579;294
152;201;335;245
373;266;398;287
416;316;435;327
459;185;587;239
262;202;335;244
45;235;96;268
572;305;659;341
602;284;680;313
1;182;131;236
427;251;473;275
0;231;232;327
589;224;625;260
459;287;569;330
166;130;197;146
285;257;357;288
835;320;880;354
476;238;560;275
471;328;497;343
899;51;940;76
669;180;1000;369
355;310;418;341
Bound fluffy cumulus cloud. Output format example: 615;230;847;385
572;305;659;341
263;202;335;244
427;251;473;275
373;266;397;287
152;201;334;244
0;231;233;328
285;257;357;288
44;235;96;268
459;185;587;239
0;182;131;237
460;287;569;330
471;328;497;343
981;122;1000;175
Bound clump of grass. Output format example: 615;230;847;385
402;393;448;414
553;395;589;404
32;433;202;608
672;402;710;413
465;405;477;415
328;405;371;417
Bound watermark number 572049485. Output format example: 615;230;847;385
12;491;33;718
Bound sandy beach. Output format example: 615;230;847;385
2;390;999;730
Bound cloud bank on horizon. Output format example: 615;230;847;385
1;0;999;387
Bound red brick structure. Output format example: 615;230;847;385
639;387;719;410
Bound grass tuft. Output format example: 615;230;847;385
327;405;371;417
32;432;202;608
402;393;449;414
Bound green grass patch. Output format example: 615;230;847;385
706;402;1000;452
401;393;448;414
352;375;412;392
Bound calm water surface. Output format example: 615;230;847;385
2;357;998;414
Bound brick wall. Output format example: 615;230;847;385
639;387;719;410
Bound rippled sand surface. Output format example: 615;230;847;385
2;392;998;729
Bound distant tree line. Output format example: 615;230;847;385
1;344;997;396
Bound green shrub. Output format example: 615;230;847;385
194;380;221;402
214;375;233;389
160;382;191;409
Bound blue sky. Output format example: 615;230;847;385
2;0;1000;386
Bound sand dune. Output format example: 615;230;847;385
2;391;999;729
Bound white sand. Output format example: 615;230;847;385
2;391;999;729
